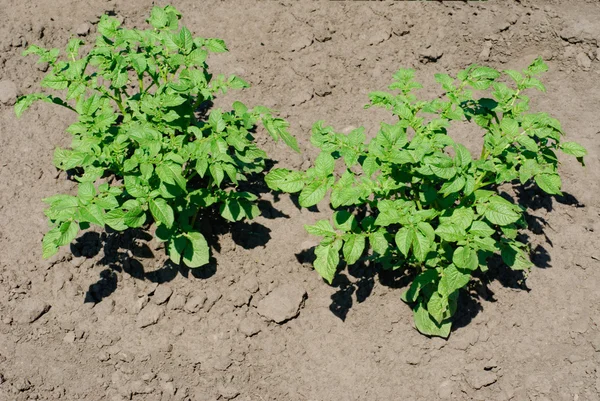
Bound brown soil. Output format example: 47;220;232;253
1;1;600;400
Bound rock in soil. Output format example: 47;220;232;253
17;299;50;324
0;80;18;105
256;284;306;323
238;316;263;337
466;370;498;390
151;285;173;305
184;293;207;313
136;304;164;328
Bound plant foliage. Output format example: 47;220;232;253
16;5;298;267
266;58;586;337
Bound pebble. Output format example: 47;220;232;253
0;80;19;106
184;293;207;313
98;351;110;362
368;29;391;46
161;381;176;396
17;299;50;324
256;284;306;323
229;288;252;308
204;288;222;312
241;276;260;294
136;304;164;328
289;35;313;52
238;316;262;337
576;52;592;70
466;370;497;389
151;286;173;305
63;331;76;343
76;22;90;36
479;41;493;61
14;378;32;392
166;292;187;311
419;47;443;63
451;327;479;350
438;380;454;399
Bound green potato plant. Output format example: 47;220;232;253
266;58;586;337
16;5;298;267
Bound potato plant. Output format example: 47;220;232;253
16;5;298;267
266;58;586;337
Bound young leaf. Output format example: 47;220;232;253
314;239;343;284
413;300;451;338
298;179;331;208
182;231;210;268
560;141;587;158
534;173;562;195
343;234;365;265
149;198;175;228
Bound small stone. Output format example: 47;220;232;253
14;378;32;392
157;372;173;382
238;316;262;337
76;22;90;36
141;372;155;382
204;288;222;312
419;47;443;63
133;295;149;314
98;351;110;362
136;304;164;328
219;386;240;400
466;370;497;390
289;35;313;52
288;89;313;106
17;299;50;324
117;352;134;363
451;328;479;350
438;380;454;399
130;380;154;395
404;350;422;365
184;293;207;313
161;381;176;396
241;276;259;293
368;29;391;46
0;80;19;106
590;335;600;352
229;288;251;308
576;52;592;70
151;286;173;305
256;284;306;323
93;299;115;317
37;62;49;72
166;292;187;311
171;326;184;336
63;331;76;343
479;41;493;61
212;356;232;371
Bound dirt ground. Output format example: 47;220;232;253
1;0;600;400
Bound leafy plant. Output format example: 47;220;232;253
266;58;586;337
16;5;298;267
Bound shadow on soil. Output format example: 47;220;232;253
72;167;289;304
296;183;582;332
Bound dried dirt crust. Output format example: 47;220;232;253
1;1;600;400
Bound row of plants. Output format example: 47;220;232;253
16;6;586;337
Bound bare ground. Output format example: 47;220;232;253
1;1;600;400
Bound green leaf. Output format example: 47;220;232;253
482;196;521;226
438;264;470;297
333;210;357;232
104;210;128;231
534;173;562;195
561;141;587;158
79;204;105;226
168;236;187;265
412;226;433;262
469;221;495;237
435;224;467;243
77;182;95;204
395;227;414;257
453;246;478;271
314;152;335;177
298;179;331;207
342;234;365;265
42;228;60;259
369;231;389;255
314;239;342;284
427;292;447;324
516;135;539;152
204;38;228;53
265;169;305;193
413;300;451;338
56;221;79;247
183;231;210;268
149;198;175;228
401;269;438;303
440;175;466;196
305;220;336;237
149;6;169;29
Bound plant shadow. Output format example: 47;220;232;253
295;184;582;333
76;163;288;304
